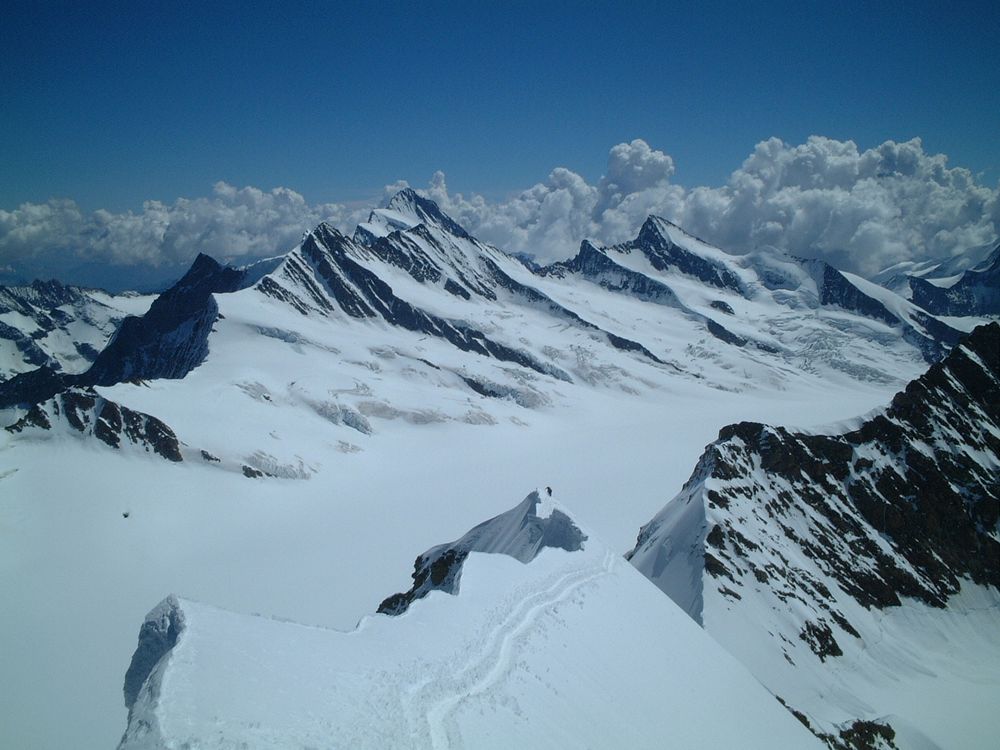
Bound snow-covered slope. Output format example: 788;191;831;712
628;323;1000;749
1;193;958;418
117;492;822;750
0;191;952;476
0;279;154;379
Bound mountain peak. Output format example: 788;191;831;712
356;189;471;243
384;186;423;210
622;216;745;292
637;215;711;249
184;252;224;279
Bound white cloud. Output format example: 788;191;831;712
0;183;366;286
1;137;996;288
423;136;998;276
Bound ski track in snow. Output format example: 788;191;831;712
400;549;617;749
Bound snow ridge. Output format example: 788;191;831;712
116;493;822;750
378;489;587;615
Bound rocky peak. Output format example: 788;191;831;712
626;216;744;292
0;278;90;319
371;188;472;241
631;322;998;629
628;323;999;745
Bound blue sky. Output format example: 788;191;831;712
1;1;999;290
3;0;998;211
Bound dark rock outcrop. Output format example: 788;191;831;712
87;254;251;384
5;386;184;461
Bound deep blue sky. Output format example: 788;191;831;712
2;0;998;212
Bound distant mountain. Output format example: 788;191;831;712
1;191;968;462
117;491;822;750
909;244;1000;317
0;279;154;380
871;241;997;298
546;215;963;361
628;322;1000;748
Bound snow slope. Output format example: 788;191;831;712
117;492;822;750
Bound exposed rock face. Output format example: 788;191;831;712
0;365;73;408
627;323;999;745
87;254;256;384
5;386;184;461
631;322;998;616
910;244;1000;317
378;490;587;615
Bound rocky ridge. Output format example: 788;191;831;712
627;322;1000;747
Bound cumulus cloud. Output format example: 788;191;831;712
421;136;997;276
1;136;996;289
0;182;366;288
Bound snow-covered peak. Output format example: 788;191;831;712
639;215;713;251
355;188;471;243
603;215;747;293
871;240;999;298
910;241;1000;316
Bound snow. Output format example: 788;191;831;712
0;196;987;749
0;352;901;749
0;288;155;378
118;501;822;749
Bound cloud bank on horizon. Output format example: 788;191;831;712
2;136;997;289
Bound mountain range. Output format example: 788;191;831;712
1;189;996;750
